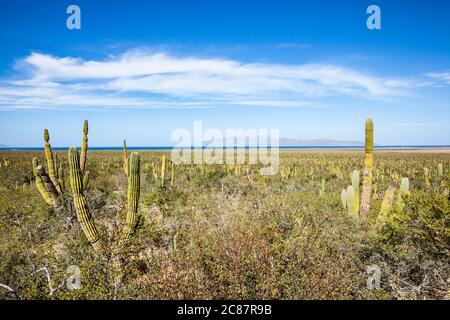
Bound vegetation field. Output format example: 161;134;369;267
0;147;449;300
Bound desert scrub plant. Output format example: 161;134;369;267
369;191;450;299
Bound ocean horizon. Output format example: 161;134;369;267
1;145;450;151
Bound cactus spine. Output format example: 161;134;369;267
68;147;100;250
80;120;88;173
360;118;373;223
123;152;140;240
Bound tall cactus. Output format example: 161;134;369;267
171;162;175;186
351;170;360;214
68;147;101;250
161;155;166;187
346;185;357;217
340;189;347;211
360;118;374;223
123;139;128;176
123;152;140;240
438;163;443;178
397;177;410;210
43;129;62;195
80;120;88;173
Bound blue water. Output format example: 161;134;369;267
1;145;449;151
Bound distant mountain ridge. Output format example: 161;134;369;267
279;138;373;147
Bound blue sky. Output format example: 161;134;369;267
0;0;449;147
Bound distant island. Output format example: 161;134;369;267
279;138;373;147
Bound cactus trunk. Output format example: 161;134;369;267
360;118;373;223
80;120;88;172
68;147;100;249
123;152;140;240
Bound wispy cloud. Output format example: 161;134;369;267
426;71;450;85
0;48;442;110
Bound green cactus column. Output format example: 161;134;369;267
80;120;88;173
123;139;128;176
360;118;374;223
123;152;140;240
351;170;360;213
43;129;62;195
377;186;396;225
68;147;101;250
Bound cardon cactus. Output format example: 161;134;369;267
346;185;356;217
340;189;347;211
123;139;128;176
377;186;396;224
123;152;140;240
171;162;175;186
360;118;374;223
424;167;430;189
320;178;325;196
161;155;166;187
68;147;101;250
43;129;62;195
80;120;88;173
438;163;443;178
351;170;360;214
397;177;410;209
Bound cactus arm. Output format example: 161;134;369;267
32;158;53;206
80;120;88;172
82;171;90;191
360;118;374;223
68;147;101;250
36;165;63;208
161;155;166;187
43;129;62;195
123;152;140;240
58;163;65;194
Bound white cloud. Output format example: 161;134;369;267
0;48;440;110
426;71;450;85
